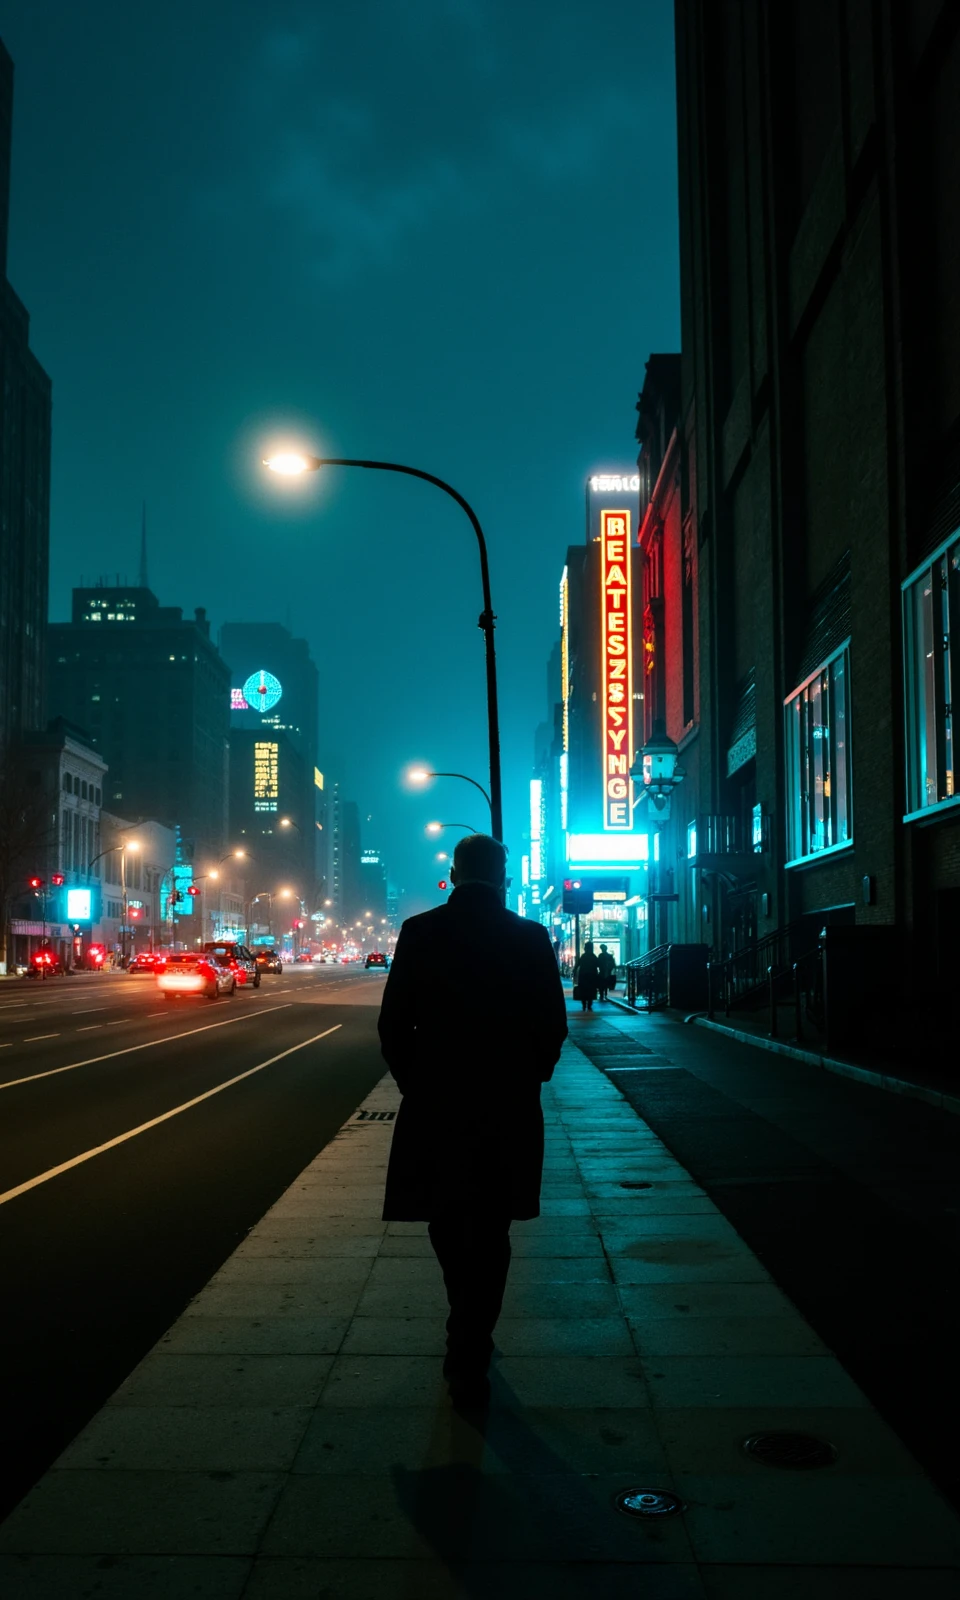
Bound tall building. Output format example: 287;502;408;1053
674;0;960;1042
220;623;323;891
0;41;52;751
359;846;387;918
47;585;230;864
228;724;309;899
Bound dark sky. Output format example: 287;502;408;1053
3;0;678;910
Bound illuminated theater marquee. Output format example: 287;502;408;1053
600;509;634;830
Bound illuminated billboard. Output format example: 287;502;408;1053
567;833;649;866
254;741;279;812
600;508;634;829
66;888;92;921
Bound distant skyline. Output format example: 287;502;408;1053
1;0;679;909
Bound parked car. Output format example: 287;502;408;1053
364;952;389;971
158;952;235;1000
201;942;260;987
252;948;282;974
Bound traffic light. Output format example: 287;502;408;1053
437;880;448;891
562;878;594;915
28;876;44;890
129;907;142;919
51;873;65;887
186;885;200;897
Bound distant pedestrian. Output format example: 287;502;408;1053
597;943;616;1001
378;833;568;1407
575;941;599;1012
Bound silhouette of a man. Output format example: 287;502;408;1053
378;833;568;1404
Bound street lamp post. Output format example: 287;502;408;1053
87;840;140;966
425;820;481;838
264;454;502;841
409;769;493;824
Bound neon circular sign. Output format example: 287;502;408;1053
242;669;283;712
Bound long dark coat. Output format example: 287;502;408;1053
378;883;568;1221
576;950;599;1001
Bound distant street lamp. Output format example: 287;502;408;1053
425;820;480;837
262;450;502;840
279;817;301;834
87;840;140;963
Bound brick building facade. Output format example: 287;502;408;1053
671;0;960;1032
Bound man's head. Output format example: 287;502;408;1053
450;833;507;893
600;944;608;952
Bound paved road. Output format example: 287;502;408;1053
0;964;388;1521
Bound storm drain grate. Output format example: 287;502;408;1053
355;1110;396;1122
619;1181;654;1190
614;1488;684;1518
742;1431;838;1470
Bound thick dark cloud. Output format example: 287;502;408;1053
3;0;678;908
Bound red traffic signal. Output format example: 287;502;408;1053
437;880;448;891
129;907;142;919
186;885;200;897
51;873;65;887
28;875;44;889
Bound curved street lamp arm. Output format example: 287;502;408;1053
427;772;493;814
317;458;502;839
436;821;480;834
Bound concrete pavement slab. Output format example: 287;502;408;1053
2;1037;957;1589
242;1558;708;1599
0;1555;251;1599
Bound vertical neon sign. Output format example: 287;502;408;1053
560;567;570;754
600;509;633;829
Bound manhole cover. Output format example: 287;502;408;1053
619;1181;653;1189
742;1431;838;1470
614;1488;684;1518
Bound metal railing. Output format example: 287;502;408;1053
625;944;671;1011
708;917;820;1016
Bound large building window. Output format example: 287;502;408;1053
784;642;852;866
903;531;958;821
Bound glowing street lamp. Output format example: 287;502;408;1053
425;820;479;838
260;448;502;840
407;768;492;823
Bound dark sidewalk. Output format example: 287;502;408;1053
567;997;960;1511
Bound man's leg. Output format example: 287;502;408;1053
428;1213;512;1378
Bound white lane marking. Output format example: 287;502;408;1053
24;1034;60;1042
0;1025;343;1208
72;1008;107;1015
0;1043;11;1049
76;1025;104;1032
107;1020;128;1026
146;1011;166;1017
0;1005;292;1092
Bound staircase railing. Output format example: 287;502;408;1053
625;944;671;1011
708;917;820;1016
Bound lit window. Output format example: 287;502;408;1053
903;530;958;820
784;643;852;866
686;821;697;860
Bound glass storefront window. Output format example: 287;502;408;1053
903;532;958;820
784;643;852;866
